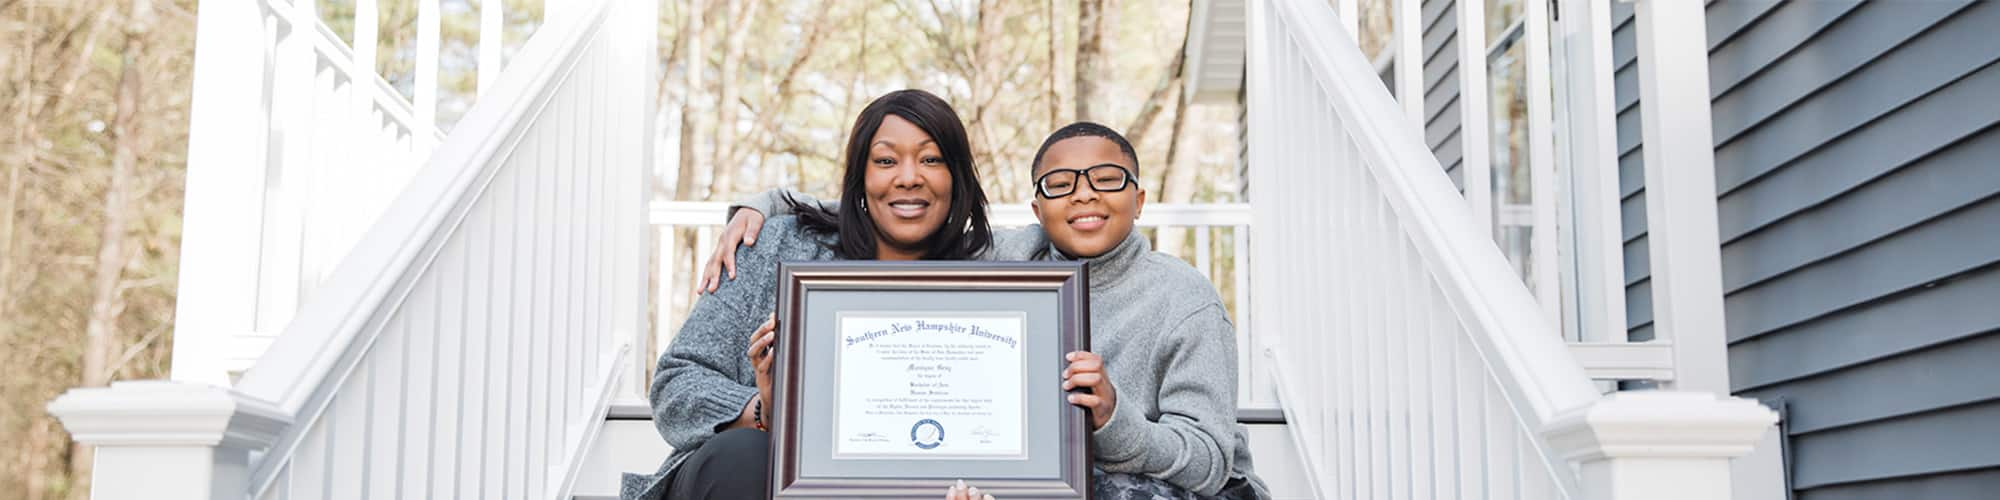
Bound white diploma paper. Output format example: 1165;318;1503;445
832;312;1028;459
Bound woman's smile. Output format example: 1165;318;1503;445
885;197;933;218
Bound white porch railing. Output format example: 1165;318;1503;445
1247;0;1775;499
646;201;1277;410
49;1;658;499
171;0;453;385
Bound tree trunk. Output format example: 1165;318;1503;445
25;418;50;500
667;0;709;353
653;0;691;199
1123;49;1185;151
706;0;763;200
2;4;38;319
72;0;154;486
1073;0;1105;123
1153;83;1198;259
672;0;706;202
1046;0;1058;129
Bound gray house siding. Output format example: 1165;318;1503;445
1612;0;2000;496
1423;0;1464;192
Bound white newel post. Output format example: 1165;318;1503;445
170;0;275;386
47;382;289;500
1546;392;1777;500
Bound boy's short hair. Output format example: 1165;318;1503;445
1030;121;1140;176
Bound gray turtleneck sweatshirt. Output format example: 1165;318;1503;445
720;191;1267;497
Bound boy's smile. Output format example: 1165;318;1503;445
1031;136;1146;258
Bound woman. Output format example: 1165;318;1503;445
620;89;997;500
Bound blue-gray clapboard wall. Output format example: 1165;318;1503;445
1422;0;1466;192
1609;1;2000;497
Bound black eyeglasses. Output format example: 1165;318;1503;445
1035;164;1135;199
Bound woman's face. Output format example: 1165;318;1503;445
863;115;955;259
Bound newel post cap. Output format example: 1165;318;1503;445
47;380;291;451
1543;390;1777;462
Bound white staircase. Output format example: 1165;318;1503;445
49;0;656;498
48;0;1779;499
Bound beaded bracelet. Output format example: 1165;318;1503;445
753;397;767;431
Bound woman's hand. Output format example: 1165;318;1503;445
746;316;778;425
699;208;767;293
1062;351;1117;430
946;479;995;500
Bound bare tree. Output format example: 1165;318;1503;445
71;0;154;486
705;0;764;200
1073;0;1105;123
1122;49;1185;152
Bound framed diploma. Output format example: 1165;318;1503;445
768;261;1091;499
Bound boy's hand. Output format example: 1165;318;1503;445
700;208;766;294
1062;351;1117;430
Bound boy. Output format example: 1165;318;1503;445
716;122;1266;499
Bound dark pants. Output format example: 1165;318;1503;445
665;428;771;500
1094;470;1264;500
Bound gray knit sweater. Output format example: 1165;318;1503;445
621;216;836;500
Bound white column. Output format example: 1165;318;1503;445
171;0;276;385
415;0;440;133
1631;2;1788;497
1393;0;1423;124
251;0;321;370
622;0;663;403
477;0;504;95
1631;0;1727;394
1557;0;1629;343
46;382;289;500
1545;391;1777;500
1457;0;1493;237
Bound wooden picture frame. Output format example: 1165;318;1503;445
768;261;1092;499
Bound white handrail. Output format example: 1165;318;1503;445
171;0;447;386
1271;0;1600;428
54;0;656;497
1249;1;1777;499
1250;0;1598;497
231;0;652;496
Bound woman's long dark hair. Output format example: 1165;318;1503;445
794;89;992;260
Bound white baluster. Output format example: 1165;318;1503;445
415;0;440;134
1394;0;1424;125
1337;0;1360;43
477;0;503;95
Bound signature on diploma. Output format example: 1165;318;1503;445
969;426;999;441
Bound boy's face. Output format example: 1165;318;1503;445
1031;136;1146;258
